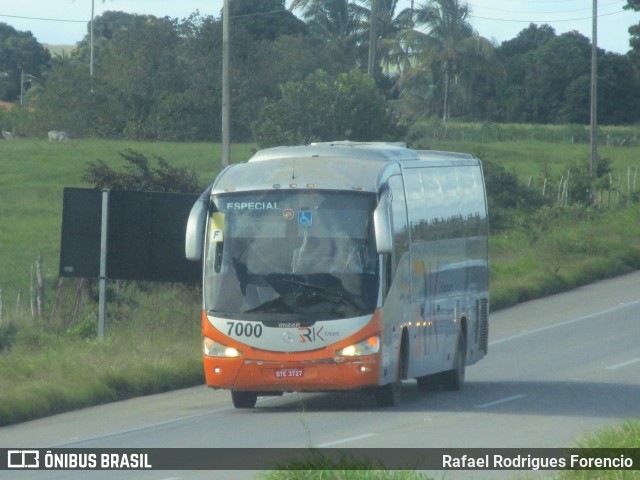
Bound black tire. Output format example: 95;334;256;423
442;331;466;391
375;377;402;407
231;391;258;409
374;342;405;407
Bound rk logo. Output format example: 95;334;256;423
298;326;324;343
8;450;40;468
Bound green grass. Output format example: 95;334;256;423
0;283;202;425
418;138;640;185
0;138;256;312
490;205;640;309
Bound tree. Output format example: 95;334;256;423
30;55;98;136
499;23;556;57
252;68;405;146
94;16;184;139
0;23;51;102
364;0;416;92
597;52;640;125
406;0;495;122
529;32;591;124
624;1;640;75
230;0;307;41
290;0;369;70
495;24;557;122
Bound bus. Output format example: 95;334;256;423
185;142;489;408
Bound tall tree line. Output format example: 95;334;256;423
1;0;640;141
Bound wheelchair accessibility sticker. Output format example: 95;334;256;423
298;210;313;227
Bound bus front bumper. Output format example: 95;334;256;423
203;355;381;392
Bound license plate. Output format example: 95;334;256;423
274;368;304;378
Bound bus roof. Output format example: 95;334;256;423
211;142;479;194
248;142;419;163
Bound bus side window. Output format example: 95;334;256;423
388;175;408;278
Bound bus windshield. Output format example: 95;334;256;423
204;190;379;321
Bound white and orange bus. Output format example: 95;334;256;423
185;142;489;408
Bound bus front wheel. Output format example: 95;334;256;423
231;390;258;408
442;331;466;391
374;377;401;407
374;339;406;407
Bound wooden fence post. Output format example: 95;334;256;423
30;263;36;318
557;176;564;206
36;255;44;319
628;167;632;206
72;278;87;326
16;290;22;316
50;277;65;323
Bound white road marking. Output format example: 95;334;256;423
475;394;527;409
606;357;640;371
490;300;640;346
316;433;377;447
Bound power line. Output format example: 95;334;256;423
470;9;627;24
0;8;288;24
0;13;88;23
471;0;623;15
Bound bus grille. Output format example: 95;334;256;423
475;298;489;353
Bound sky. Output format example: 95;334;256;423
0;0;638;54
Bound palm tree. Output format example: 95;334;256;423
406;0;494;122
372;0;415;78
289;0;369;69
290;0;415;81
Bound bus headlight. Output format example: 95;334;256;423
203;337;242;358
336;336;380;357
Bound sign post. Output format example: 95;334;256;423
98;189;109;342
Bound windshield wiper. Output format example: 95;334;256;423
244;296;294;314
281;278;360;309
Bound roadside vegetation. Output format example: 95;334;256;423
4;1;640;144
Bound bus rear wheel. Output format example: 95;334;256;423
231;391;258;409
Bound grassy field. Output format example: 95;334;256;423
0;136;639;430
2;136;638;312
0;139;256;312
420;138;640;188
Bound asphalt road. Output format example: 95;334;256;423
2;271;639;480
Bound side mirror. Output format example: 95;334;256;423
185;187;211;261
373;190;393;254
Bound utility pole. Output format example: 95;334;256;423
20;68;24;106
221;0;231;168
90;0;94;77
367;0;377;77
590;0;598;199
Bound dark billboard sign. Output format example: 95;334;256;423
59;188;201;283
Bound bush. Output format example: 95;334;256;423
0;322;18;352
82;149;204;193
